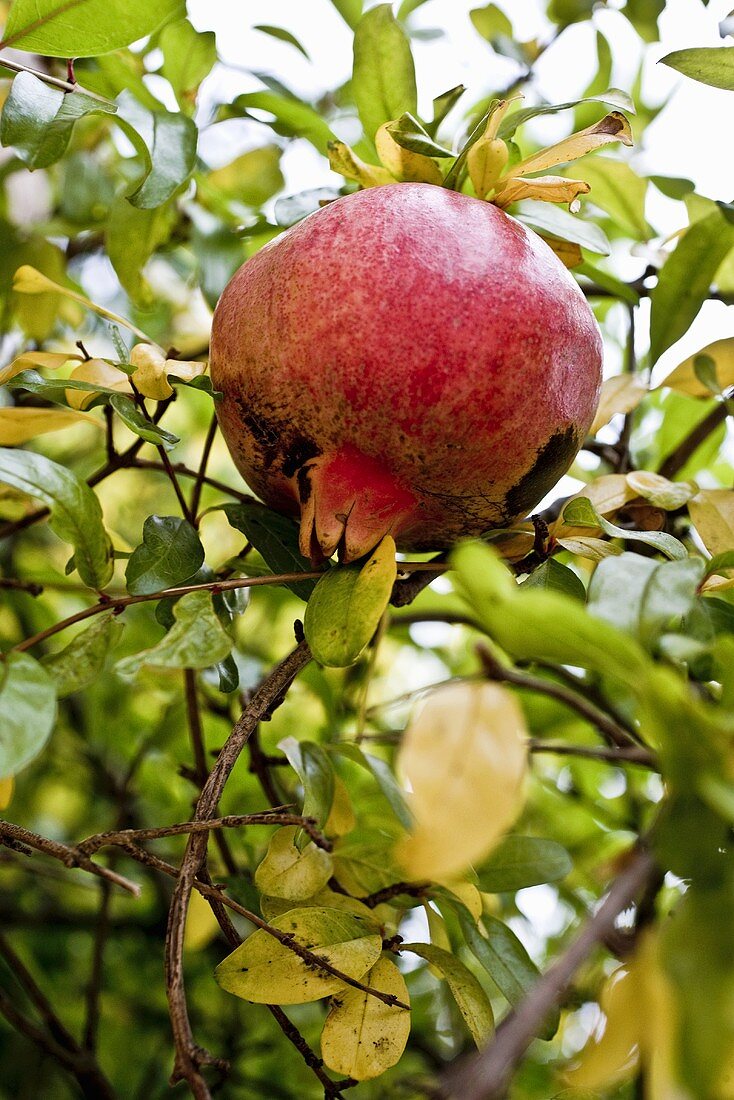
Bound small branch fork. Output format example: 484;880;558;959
440;848;656;1100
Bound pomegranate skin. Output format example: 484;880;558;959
210;183;602;562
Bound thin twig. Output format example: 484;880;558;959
440;848;656;1099
82;881;111;1052
0;53;112;103
0;576;43;596
190;415;218;521
529;739;657;768
658;399;729;480
0;820;140;895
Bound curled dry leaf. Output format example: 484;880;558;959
66;358;133;410
327;140;394;189
509;112;633;179
590;374;649;434
320;956;411;1080
395;681;528;881
129;343;206;400
494;175;590;208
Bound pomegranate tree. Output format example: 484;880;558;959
210;182;603;563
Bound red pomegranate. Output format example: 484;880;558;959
210;183;602;563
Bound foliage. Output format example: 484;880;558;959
0;2;733;1099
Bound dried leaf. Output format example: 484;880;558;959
0;406;100;444
66;358;132;410
327;140;395;188
659;338;734;397
688;490;734;556
494;175;590;208
590;375;648;434
510;112;633;178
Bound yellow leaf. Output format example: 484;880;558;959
482;97;517;142
0;351;82;388
254;825;334;901
327;141;395;189
0;407;100;445
375;123;443;185
434;879;483;922
556;535;623;561
324;775;357;838
0;776;14;810
590;375;649;434
626;471;695;511
320;956;411;1080
184;889;220;953
129;343;206;400
214;907;382;1005
510;112;633;178
552;475;636;540
12;265;151;342
494;175;590;208
659;337;734;396
566;965;641;1089
688;490;734;555
66;358;132;410
538;235;583;268
261;889;380;925
395;682;528;881
467;137;508;199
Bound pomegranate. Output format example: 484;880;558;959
210;183;602;563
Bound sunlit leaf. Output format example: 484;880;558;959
401;941;493;1046
254;826;333;900
590;374;648;434
0;652;57;777
660;47;734;91
689;490;734;556
115;590;232;678
561;496;687;560
320;956;410;1079
160;18;217;107
375;123;443;184
352;3;418;140
214;907;382;1004
660;338;734;397
304;536;397;667
278;738;336;829
327;140;394;188
0;0;184;56
395;681;528;881
0;406;99;444
477;836;573;892
66;358;132;410
516;200;611;255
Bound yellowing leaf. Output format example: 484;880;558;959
566;966;640;1089
0;407;100;444
467;136;508;198
254;825;334;901
304;535;397;667
327;140;395;188
539;234;584;268
626;471;695;511
129;343;206;401
0;351;82;388
590;374;649;434
553;474;636;539
12;266;151;342
402;941;493;1047
375;123;443;184
395;682;528;881
66;358;132;410
435;879;483;922
494;175;590;208
184;889;220;952
260;889;380;925
510;112;633;178
659;337;734;397
324;775;357;838
214;907;382;1005
689;490;734;556
320;956;410;1080
556;535;623;561
0;776;14;810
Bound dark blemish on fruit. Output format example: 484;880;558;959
282;435;321;478
297;465;314;504
241;409;282;468
504;425;578;518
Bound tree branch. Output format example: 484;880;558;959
440;848;656;1100
0;820;140;895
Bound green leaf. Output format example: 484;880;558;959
125;516;204;596
109;394;179;451
214;907;382;1005
0;0;184;56
352;4;418;140
515;200;610;255
638;558;706;649
477;836;573;892
649;208;734;364
470;4;512;42
332;743;413;829
587;553;659;635
278;737;335;829
254;826;333;900
304;536;397;667
426;84;465;138
402;941;494;1046
522;559;586;601
451;542;649;686
456;906;558;1038
547;0;595;26
0;652;57;777
561;496;688;560
0;447;113;589
117;93;197;210
575;158;651;240
160;18;217;107
624;0;665;42
0;72;116;170
115;590;232;678
226;91;336;155
106;196;176;306
498;90;635;139
42;612;123;698
660;47;734;91
254;24;309;59
330;0;363;30
222;500;323;601
205;146;284;208
386;112;454;157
